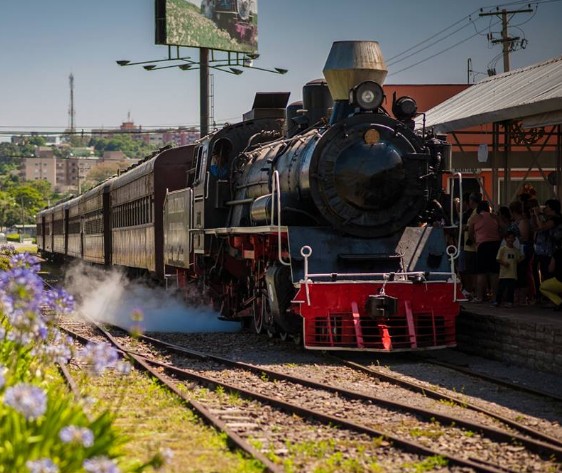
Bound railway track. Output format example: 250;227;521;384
409;353;562;403
57;317;562;473
328;353;562;449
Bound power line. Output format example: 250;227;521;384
388;23;495;77
387;17;479;67
386;11;480;65
386;0;559;77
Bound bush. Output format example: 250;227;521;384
0;248;171;472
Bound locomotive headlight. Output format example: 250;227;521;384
350;81;384;111
364;128;380;145
392;96;418;122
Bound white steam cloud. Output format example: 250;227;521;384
63;262;241;333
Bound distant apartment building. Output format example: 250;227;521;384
91;120;199;147
19;146;138;193
20;147;99;193
20;148;57;184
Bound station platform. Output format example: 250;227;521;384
456;301;562;375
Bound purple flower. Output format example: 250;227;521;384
37;331;73;365
42;287;75;315
59;425;95;448
10;253;41;273
25;458;59;473
4;383;47;420
152;447;174;470
114;360;131;376
0;267;44;315
77;342;119;375
5;311;48;346
83;456;120;473
0;244;16;256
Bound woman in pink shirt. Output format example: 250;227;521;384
468;200;502;302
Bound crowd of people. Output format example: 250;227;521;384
456;189;562;310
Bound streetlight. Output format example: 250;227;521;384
19;197;25;242
117;49;288;137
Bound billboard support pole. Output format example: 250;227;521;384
200;47;209;137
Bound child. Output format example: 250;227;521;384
494;231;524;307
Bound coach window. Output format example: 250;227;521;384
193;146;206;185
145;197;149;223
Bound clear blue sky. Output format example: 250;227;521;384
0;0;561;134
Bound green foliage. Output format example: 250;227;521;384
0;383;122;473
0;252;171;472
166;0;254;53
89;135;157;160
0;168;58;227
402;455;448;472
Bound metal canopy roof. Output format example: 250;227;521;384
415;55;562;133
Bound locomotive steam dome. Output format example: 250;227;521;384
322;41;388;100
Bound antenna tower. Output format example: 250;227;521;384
69;73;76;134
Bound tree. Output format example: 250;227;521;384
11;184;47;224
85;161;122;188
89;134;157;160
0;191;17;229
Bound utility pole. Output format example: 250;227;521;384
69;73;76;134
479;6;533;205
479;7;533;73
200;48;209;138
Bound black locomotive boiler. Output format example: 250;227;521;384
38;41;463;351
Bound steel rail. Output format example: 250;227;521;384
60;324;283;473
327;354;562;450
412;355;562;403
63;324;507;472
134;333;562;458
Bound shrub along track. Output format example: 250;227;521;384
57;316;561;473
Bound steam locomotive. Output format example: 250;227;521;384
37;41;463;351
202;0;257;44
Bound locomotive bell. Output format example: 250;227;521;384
323;41;388;101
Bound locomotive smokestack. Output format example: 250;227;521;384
322;41;388;101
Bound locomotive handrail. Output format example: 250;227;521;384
273;170;290;267
299;270;456;282
448;171;463;303
205;171;210;199
450;171;462;261
300;245;313;305
189;187;194;267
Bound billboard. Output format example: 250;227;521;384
155;0;258;54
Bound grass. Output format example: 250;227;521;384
401;455;449;472
73;365;265;472
13;242;38;254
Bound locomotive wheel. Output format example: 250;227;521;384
252;292;268;334
291;332;303;346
